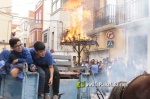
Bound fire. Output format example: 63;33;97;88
63;0;81;10
62;0;92;43
61;26;89;43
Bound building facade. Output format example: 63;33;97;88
0;0;12;51
86;0;150;72
42;0;76;59
28;0;43;48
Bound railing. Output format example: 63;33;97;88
94;5;117;28
117;0;149;24
29;21;42;31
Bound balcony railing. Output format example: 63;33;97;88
29;21;42;31
94;5;117;28
117;0;149;24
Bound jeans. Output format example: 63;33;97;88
53;66;60;95
37;66;60;95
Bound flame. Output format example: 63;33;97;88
61;0;92;43
63;0;81;11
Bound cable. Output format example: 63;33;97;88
0;10;63;22
0;2;35;9
0;11;62;22
0;0;53;9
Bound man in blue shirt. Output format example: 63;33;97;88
0;49;11;74
30;41;60;99
6;38;33;78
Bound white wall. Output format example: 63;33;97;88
43;0;51;30
0;0;12;51
89;50;109;61
42;0;76;56
126;25;150;73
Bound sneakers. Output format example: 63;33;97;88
44;93;51;99
53;95;59;99
38;93;58;99
38;94;44;99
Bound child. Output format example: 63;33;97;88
6;38;33;79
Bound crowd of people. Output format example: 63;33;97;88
76;57;146;97
77;57;146;82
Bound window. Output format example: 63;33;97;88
62;0;67;5
106;0;116;18
44;33;47;43
51;32;54;49
36;13;38;23
31;32;34;43
39;11;42;23
21;23;23;32
24;21;27;31
52;0;57;3
56;0;61;9
52;0;61;13
52;3;56;12
107;0;116;5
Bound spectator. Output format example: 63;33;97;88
6;38;33;79
29;41;60;99
126;59;136;81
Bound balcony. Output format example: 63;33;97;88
29;41;35;47
29;22;42;31
87;5;117;36
117;0;150;28
20;31;28;37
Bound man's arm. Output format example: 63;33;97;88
5;55;12;68
48;65;54;85
17;48;33;64
46;50;54;85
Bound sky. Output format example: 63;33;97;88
12;0;39;24
12;0;39;16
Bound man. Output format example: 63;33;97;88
0;49;11;74
29;41;60;99
6;38;33;79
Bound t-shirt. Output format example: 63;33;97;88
29;48;53;67
6;47;33;68
91;64;98;74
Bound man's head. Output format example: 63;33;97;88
9;38;22;52
34;41;46;57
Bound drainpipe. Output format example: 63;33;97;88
47;28;50;50
48;20;63;50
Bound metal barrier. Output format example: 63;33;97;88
0;63;39;99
